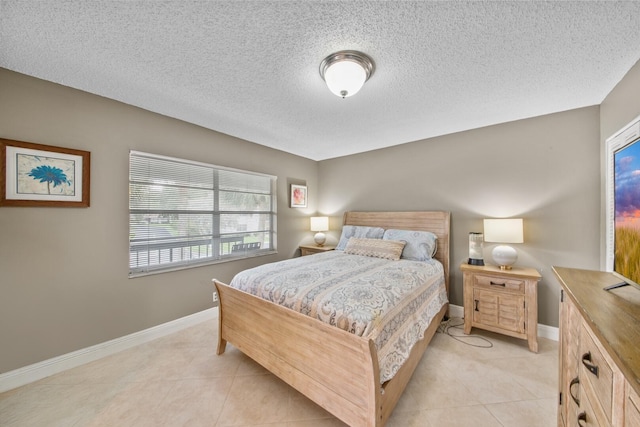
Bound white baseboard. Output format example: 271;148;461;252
448;304;558;342
448;303;465;319
538;322;559;341
0;307;218;393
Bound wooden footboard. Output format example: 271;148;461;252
214;279;448;427
213;210;450;426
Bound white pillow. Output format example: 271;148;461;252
382;229;438;261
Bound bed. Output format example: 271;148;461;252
213;211;450;427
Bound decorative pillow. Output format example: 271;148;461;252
343;238;406;260
382;229;438;261
335;225;385;250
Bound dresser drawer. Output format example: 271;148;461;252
473;274;525;293
627;383;640;426
575;388;611;427
579;324;614;423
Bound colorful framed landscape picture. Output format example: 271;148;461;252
290;184;307;208
1;139;90;207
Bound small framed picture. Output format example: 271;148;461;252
290;184;307;208
1;138;91;207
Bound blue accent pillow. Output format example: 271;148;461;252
335;225;385;250
382;229;438;261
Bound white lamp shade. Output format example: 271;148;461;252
310;216;329;246
483;218;523;243
324;60;367;98
310;216;329;232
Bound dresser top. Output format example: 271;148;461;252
553;266;640;395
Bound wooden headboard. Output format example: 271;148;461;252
343;211;451;296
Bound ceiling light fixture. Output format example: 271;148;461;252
319;50;375;98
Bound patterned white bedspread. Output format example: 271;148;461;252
229;250;448;383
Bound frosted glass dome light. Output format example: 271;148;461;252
320;50;375;98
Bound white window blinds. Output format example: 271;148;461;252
129;151;276;276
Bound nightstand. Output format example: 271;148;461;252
299;244;336;256
460;263;541;352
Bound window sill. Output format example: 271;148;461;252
129;249;278;278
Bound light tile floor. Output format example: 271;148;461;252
0;318;558;426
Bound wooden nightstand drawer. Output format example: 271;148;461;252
299;244;335;256
473;274;525;293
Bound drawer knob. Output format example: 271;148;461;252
569;377;580;405
490;281;506;287
581;352;599;377
577;411;587;426
474;299;479;311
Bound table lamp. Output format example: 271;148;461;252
310;216;329;246
483;218;523;270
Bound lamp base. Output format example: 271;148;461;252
314;232;326;246
491;245;517;270
468;258;484;266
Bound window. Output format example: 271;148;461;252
129;151;276;277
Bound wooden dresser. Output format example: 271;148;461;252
553;267;640;427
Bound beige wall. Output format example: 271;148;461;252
318;107;602;327
315;58;640;329
0;69;318;373
600;59;640;143
2;57;639;373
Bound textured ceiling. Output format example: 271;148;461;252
2;1;640;161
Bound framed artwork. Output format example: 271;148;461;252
290;184;307;208
1;138;90;207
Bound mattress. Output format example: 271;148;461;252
229;250;448;382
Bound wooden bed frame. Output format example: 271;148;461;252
213;211;450;427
